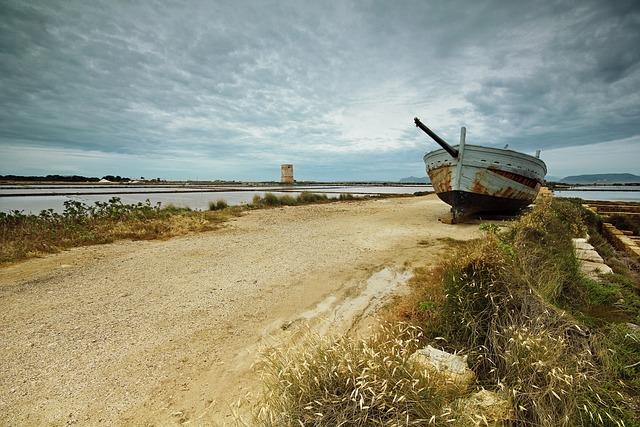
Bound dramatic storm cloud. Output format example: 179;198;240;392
1;0;639;180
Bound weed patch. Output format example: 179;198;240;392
250;192;332;208
0;198;240;264
1;191;367;264
208;199;229;211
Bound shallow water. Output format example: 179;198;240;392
554;189;640;202
0;185;432;213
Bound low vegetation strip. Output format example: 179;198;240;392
0;192;360;264
0;197;240;264
249;191;356;208
255;198;640;426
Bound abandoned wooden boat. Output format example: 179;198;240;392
414;117;547;221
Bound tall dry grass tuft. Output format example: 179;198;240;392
429;199;639;426
256;323;466;426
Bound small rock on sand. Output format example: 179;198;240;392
409;345;475;388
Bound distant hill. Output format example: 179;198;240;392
399;176;430;184
560;173;640;184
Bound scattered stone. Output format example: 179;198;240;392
409;345;475;387
580;260;613;277
452;389;513;426
626;323;640;333
575;248;604;263
572;238;591;250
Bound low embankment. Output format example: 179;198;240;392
256;198;640;426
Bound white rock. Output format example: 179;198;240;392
572;239;593;251
580;261;613;278
572;237;613;279
626;323;640;333
575;248;605;263
409;345;475;387
453;389;513;426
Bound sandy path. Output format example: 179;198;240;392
0;195;481;425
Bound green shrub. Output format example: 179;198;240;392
278;195;298;206
263;192;281;206
583;278;622;305
208;199;228;211
595;323;640;390
478;223;499;233
509;198;587;304
338;193;356;201
296;192;329;204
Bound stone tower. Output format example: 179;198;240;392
281;164;294;184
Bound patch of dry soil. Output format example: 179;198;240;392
0;195;482;425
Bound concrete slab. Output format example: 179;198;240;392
572;239;593;251
575;248;605;263
572;237;613;280
580;260;613;278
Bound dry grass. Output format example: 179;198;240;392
255;198;640;426
0;198;241;264
255;323;467;426
402;199;640;426
386;266;445;331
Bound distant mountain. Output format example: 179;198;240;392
544;175;562;182
560;173;640;184
399;176;430;184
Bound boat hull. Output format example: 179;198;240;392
424;144;547;217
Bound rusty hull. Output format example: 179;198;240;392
425;144;546;217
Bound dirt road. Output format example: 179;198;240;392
0;195;482;425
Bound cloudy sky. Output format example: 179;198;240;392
1;0;639;181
